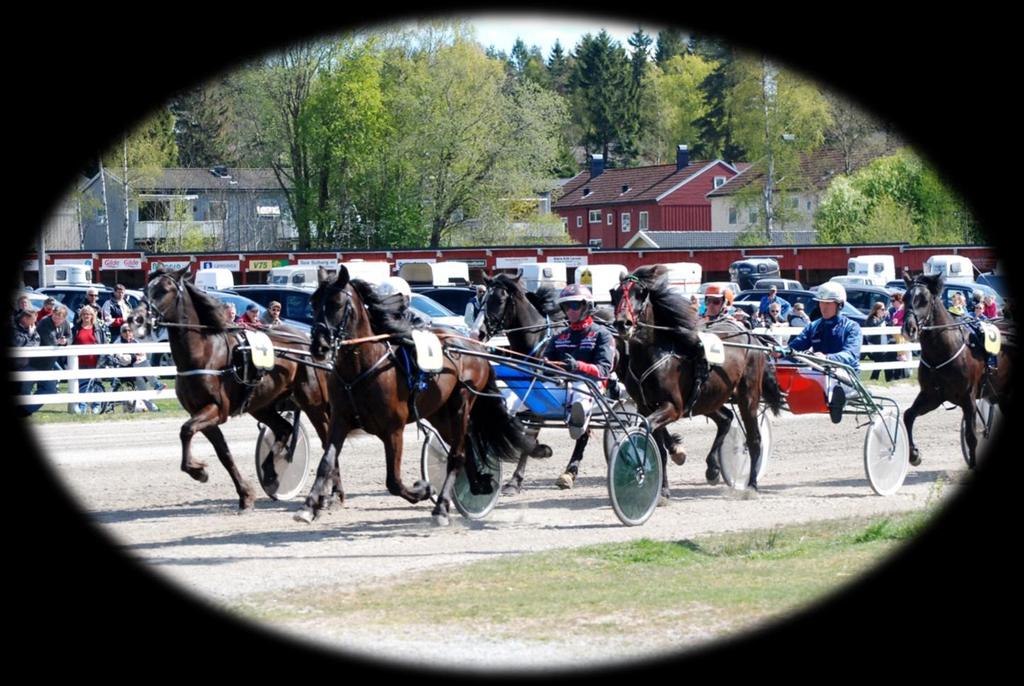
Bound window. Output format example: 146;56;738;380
207;201;226;221
562;217;568;231
729;207;737;225
589;210;601;223
588;239;602;248
806;200;812;210
621;212;631;232
576;216;583;228
714;176;727;188
748;209;758;223
607;213;613;226
138;200;170;221
639;211;648;230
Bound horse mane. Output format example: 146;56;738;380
913;272;945;295
492;273;525;298
180;278;229;331
348;279;412;336
526;286;561;318
630;264;670;291
629;264;698;334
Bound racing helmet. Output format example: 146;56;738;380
704;284;726;301
815;281;847;304
377;276;411;300
556;283;594;315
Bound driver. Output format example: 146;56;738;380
776;281;861;424
377;276;430;328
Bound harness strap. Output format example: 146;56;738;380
335;342;397;429
919;341;967;370
628;352;681;409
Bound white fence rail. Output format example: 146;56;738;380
750;325;919;372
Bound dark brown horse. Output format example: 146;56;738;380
297;266;535;526
612;265;784;494
141;267;332;511
901;272;1014;468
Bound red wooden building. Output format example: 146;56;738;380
552;146;746;249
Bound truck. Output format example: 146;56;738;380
729;257;779;291
515;262;567;293
43;263;93;286
847;255;895;286
662;262;703;294
923;254;975;282
194;267;235;291
339;260;391;285
399;261;470;287
574;264;628;304
267;265;321;288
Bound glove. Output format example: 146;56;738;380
561;353;579;372
772;345;791;357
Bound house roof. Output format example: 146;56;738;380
86;167;290;192
707;147;896;198
553;160;736;209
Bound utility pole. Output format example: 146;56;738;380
37;232;46;288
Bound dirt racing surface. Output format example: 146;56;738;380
32;382;990;670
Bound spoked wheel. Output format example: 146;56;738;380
607;428;662;526
254;412;312;500
960;398;998;469
718;412;773;491
602;398;642;463
420;432;502;520
864;409;909;496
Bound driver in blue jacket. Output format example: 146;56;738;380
776;281;861;423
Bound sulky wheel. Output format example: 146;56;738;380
864;409;909;496
255;412;312;500
607;428;662;526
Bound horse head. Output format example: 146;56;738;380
477;273;518;341
902;273;945;342
612;273;647;341
309;265;354;360
145;266;190;326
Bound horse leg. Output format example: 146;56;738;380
705;407;734;484
555;430;591;490
903;391;943;466
736;401;762;491
294;373;342;504
502;423;539;496
178;404;223;483
960;397;979;469
383;426;432;504
294;422;348;524
200;425;257;512
653;427;672;505
250;407;296;494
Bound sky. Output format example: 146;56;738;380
466;13;670;59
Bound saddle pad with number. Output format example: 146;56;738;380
981;322;1001;355
698;332;726;366
412;330;444;372
245;331;276;370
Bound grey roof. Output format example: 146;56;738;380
138;168;290;191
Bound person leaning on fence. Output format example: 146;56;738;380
774;281;862;424
34;304;71;400
864;301;894;382
11;306;43;417
71;305;111;414
114;323;161;411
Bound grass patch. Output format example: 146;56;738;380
24;379;185;424
232;512;933;647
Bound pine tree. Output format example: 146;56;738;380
546;40;572;95
621;29;653;164
571;31;630;164
691;47;745;162
655;29;686;67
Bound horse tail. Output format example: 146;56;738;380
761;359;785;417
468;368;538;462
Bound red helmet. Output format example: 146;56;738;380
704;284;726;300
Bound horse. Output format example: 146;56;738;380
297;266;535;526
612;265;784;495
140;267;333;512
474;273;625;495
901;272;1014;468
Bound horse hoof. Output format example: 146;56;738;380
501;482;522;496
671;450;687;466
657;495;670;507
293;508;315;524
432;513;450;527
185;466;209;483
555;472;575;490
705;468;721;485
238;502;256;514
909;452;922;467
530;444;553;459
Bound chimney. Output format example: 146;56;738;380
676;145;689;170
590;154;604;178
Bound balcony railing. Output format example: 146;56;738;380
136;220;224;239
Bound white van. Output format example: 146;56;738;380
268;265;321;288
516;262;567;293
924;254;975;282
43;264;92;286
194;268;235;291
848;255;895;286
662;262;703;294
399;261;470;287
340;260;391;285
575;264;628;304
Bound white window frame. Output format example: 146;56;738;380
588;210;601;223
714;176;727;189
562;217;569;231
607;213;613;226
577;216;583;228
639;211;648;230
621;212;631;232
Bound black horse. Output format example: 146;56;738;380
298;266;535;526
612;265;784;495
901;272;1014;468
475;273;624;494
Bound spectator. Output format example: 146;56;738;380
787;302;811;330
948;291;966;317
101;283;133;338
889;294;909;381
10;294;31;329
71;305;111;414
114;323;160;411
261;301;283;328
36;297;56;323
10;306;42;417
983;294;998;319
83;286;101;314
223;302;238;325
472;285;487;318
35;304;71;387
864;302;893;382
766;302;785;325
759;285;792;320
237;303;266;330
970;302;988;321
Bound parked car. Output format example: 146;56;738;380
411;286;479;321
734;288;868;326
975;273;1009;300
38;285;142;326
753;278;803;291
839;284;894;315
884;280;908;292
939;281;1005;312
225;285;315;326
410;294;471;335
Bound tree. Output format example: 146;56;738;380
546;40;573;95
570;31;631;163
619;28;654;164
691;46;745;162
824;91;887;174
641;53;715;164
655;29;686;66
169;80;237;167
726;56;831;239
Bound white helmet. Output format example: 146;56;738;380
815;281;847;304
377;276;411;300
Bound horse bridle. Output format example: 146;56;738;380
614;276;642;333
906;280;970;370
311;283;355;360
